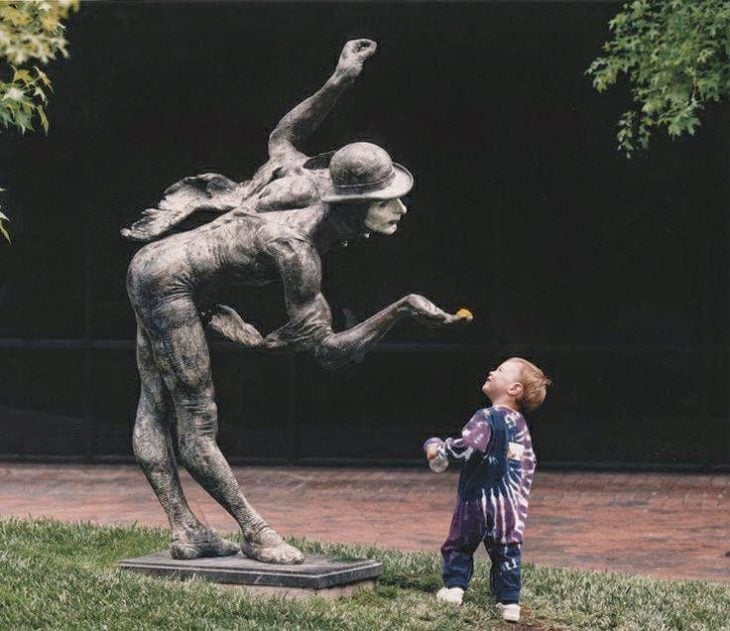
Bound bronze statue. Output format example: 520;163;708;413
123;39;470;565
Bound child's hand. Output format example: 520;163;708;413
423;437;449;473
423;437;444;461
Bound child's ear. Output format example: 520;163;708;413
507;382;524;398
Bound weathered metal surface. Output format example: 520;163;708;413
123;39;468;565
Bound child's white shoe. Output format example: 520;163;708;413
436;586;464;605
496;602;520;622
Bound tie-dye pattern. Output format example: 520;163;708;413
486;408;536;544
443;406;536;544
443;412;492;458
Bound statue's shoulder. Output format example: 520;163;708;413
254;153;334;213
256;173;321;213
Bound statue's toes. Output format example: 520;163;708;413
170;542;202;560
241;540;305;565
170;533;240;560
275;542;305;564
214;536;242;557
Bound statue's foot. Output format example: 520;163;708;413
170;526;240;560
240;527;305;565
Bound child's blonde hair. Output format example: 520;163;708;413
508;357;552;412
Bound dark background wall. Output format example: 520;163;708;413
1;1;728;468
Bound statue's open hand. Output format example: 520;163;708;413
403;294;470;328
204;304;264;348
335;39;377;82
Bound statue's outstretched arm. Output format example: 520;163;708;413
260;238;468;369
267;39;377;161
312;294;467;369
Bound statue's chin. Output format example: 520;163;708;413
367;225;398;236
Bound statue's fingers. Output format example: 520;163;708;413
443;313;469;326
356;39;377;56
420;310;451;328
216;304;239;317
344;39;376;58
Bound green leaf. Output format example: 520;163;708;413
34;67;52;88
33;86;48;103
0;219;11;244
12;68;33;84
13;108;32;133
3;86;26;102
0;6;30;28
37;105;48;133
4;100;19;114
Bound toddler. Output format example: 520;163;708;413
424;357;551;623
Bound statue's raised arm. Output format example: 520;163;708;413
267;39;377;162
121;39;377;243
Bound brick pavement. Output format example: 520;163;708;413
0;464;727;584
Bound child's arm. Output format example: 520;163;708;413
423;410;492;471
444;411;492;461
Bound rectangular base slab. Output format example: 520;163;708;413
119;551;382;596
218;579;376;601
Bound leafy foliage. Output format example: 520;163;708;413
587;0;730;157
0;0;79;241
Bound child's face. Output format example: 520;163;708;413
481;360;523;401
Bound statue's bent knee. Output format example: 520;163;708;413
132;425;166;469
177;428;218;470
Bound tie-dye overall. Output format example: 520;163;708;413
439;406;536;603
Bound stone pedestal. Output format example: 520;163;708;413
120;551;382;600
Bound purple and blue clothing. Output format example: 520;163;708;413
438;406;536;603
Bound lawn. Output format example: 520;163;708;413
0;519;727;630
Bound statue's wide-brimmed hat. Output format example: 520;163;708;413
317;142;413;203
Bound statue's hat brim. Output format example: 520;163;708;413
322;163;413;203
305;151;414;203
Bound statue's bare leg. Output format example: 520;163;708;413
145;300;304;564
133;322;239;560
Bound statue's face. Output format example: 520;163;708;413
364;199;407;235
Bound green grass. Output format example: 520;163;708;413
0;518;728;630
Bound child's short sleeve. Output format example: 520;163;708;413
443;409;493;462
460;409;492;453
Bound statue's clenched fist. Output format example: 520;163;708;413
335;39;377;82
